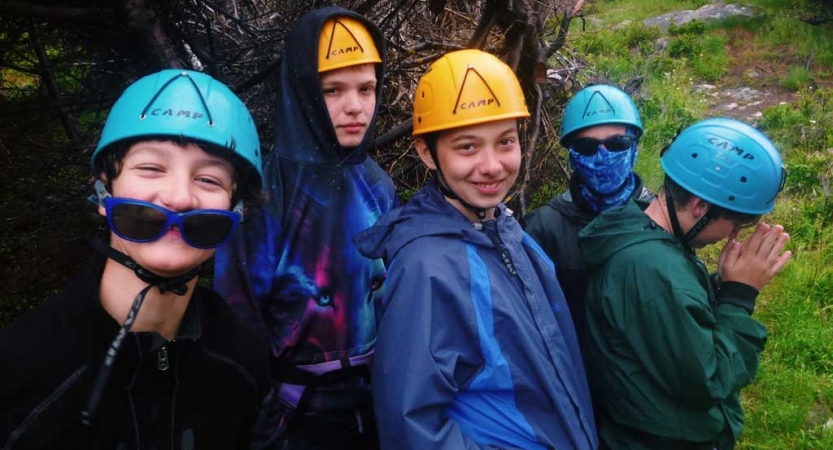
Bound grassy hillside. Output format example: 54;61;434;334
547;0;833;448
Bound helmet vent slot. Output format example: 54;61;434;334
729;195;736;201
691;153;698;159
740;176;748;183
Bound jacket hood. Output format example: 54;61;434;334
544;174;651;226
579;200;679;270
548;190;594;224
355;178;518;263
274;6;386;165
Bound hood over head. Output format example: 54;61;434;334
274;6;386;165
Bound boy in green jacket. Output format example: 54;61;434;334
580;118;791;450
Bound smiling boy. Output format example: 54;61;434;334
355;49;597;450
0;70;270;449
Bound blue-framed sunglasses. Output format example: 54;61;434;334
569;135;636;156
93;180;242;249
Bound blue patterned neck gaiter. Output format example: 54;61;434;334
568;144;637;213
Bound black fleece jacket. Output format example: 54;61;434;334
0;256;271;450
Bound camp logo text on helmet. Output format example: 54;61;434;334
560;84;643;145
92;70;263;190
660;117;786;215
413;49;530;136
318;16;381;73
706;136;755;160
146;108;205;120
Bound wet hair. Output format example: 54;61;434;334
664;175;761;228
94;137;264;208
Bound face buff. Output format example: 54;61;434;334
568;143;637;213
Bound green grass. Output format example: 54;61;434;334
581;0;711;24
551;0;833;447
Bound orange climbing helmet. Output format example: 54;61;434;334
412;49;530;135
318;16;382;73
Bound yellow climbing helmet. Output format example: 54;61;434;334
318;16;382;73
413;49;530;136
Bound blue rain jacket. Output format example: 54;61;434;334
354;180;598;450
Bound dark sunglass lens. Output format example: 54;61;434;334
571;138;601;156
111;203;167;241
605;136;634;151
182;213;234;248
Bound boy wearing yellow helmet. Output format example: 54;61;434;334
0;70;270;448
355;49;597;450
213;6;395;449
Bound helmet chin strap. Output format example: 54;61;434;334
90;238;200;295
663;179;713;246
81;237;200;426
431;149;488;221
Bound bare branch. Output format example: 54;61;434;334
28;21;82;142
373;119;413;150
518;82;543;218
0;2;116;21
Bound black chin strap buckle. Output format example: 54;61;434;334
90;238;198;295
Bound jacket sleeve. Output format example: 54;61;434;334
522;206;557;257
0;300;88;446
611;259;767;409
372;243;510;450
213;203;280;338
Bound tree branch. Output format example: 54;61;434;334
28;21;82;142
542;0;587;60
518;82;543;218
372;119;412;150
467;1;499;49
232;57;281;94
123;0;183;69
0;2;116;21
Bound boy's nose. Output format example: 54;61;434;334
160;180;196;212
478;148;502;175
344;90;362;114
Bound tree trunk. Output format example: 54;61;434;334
122;0;184;69
28;22;82;142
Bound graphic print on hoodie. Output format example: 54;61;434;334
213;6;396;366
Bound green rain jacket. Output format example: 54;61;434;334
578;200;766;450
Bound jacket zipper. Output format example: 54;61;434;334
157;346;170;371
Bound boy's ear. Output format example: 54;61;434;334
97;174;108;218
414;138;437;171
689;197;710;219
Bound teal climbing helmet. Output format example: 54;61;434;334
560;84;643;145
661;117;786;215
92;70;263;189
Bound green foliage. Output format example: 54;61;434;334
622;22;663;55
527;179;567;212
751;12;833;72
583;0;711;24
665;21;728;81
668;19;706;37
782;66;816;91
761;87;833;156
